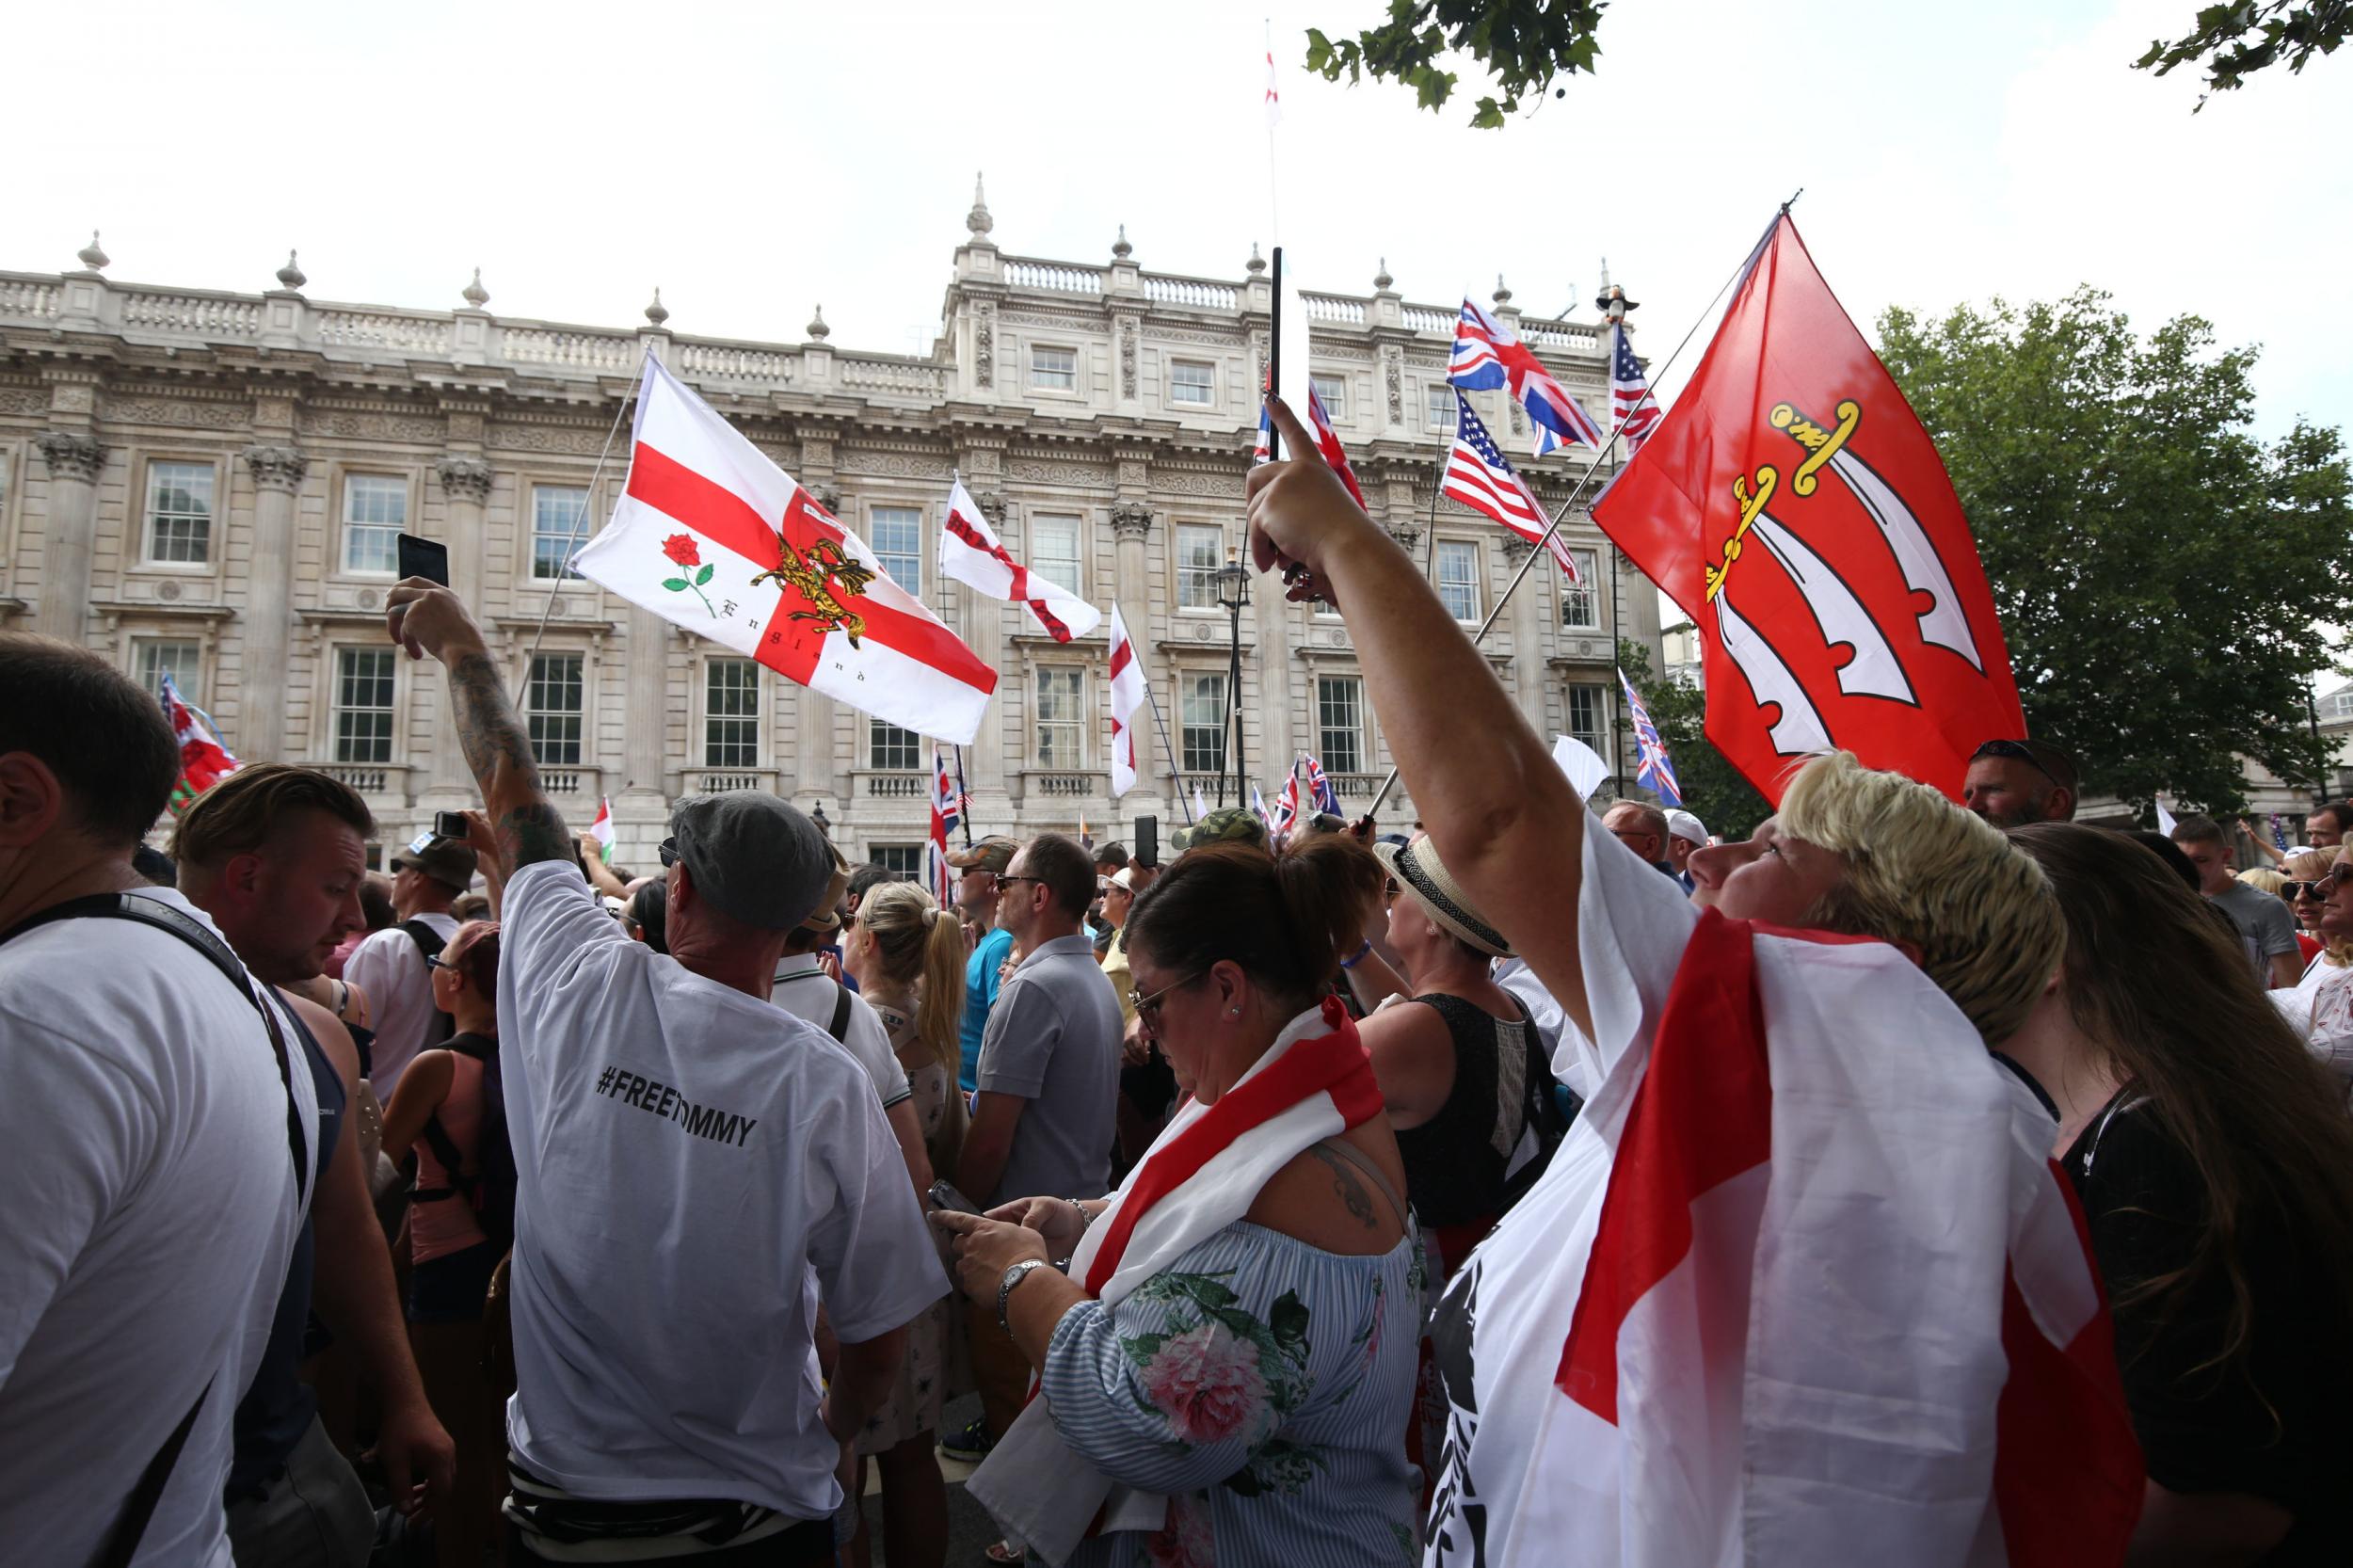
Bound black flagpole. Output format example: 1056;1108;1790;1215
952;744;975;847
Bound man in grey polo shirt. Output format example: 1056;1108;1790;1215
957;831;1122;1440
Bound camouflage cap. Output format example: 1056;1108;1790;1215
1173;807;1270;853
948;834;1019;874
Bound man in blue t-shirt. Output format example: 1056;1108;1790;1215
951;837;1019;1094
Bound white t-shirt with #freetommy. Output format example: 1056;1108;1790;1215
496;861;946;1521
0;888;315;1567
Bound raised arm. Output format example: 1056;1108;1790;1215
1246;396;1593;1041
385;580;572;872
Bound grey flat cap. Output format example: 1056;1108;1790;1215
669;793;833;931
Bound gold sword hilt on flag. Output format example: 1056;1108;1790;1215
1768;399;1861;497
1703;464;1780;602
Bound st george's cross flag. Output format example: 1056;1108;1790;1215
574;358;998;744
161;671;239;815
1452;297;1608;457
938;478;1101;643
1444;391;1580;578
1591;215;2024;806
927;745;958;908
1107;606;1145;797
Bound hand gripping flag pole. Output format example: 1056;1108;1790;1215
1365;200;1801;816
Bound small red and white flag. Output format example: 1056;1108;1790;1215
587;796;616;864
937;478;1101;643
1107;606;1144;797
575;358;999;744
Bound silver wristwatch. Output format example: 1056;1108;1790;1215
997;1257;1050;1333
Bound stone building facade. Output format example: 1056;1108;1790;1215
0;197;1660;872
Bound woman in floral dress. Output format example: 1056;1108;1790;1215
841;882;968;1568
937;837;1421;1568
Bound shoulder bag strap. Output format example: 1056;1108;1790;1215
88;1369;214;1568
827;981;855;1045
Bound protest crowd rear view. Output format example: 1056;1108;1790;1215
8;201;2353;1568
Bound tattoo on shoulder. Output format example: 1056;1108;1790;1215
1307;1143;1379;1230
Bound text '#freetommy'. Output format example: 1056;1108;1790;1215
595;1063;758;1148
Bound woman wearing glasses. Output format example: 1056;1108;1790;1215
932;835;1419;1568
2273;847;2353;1084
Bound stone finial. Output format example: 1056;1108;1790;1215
807;305;830;341
1492;273;1513;307
1112;224;1132;260
966;172;994;237
1597;255;1611;294
1245;241;1266;276
1373;257;1394;291
644;287;670;327
76;231;109;272
275;249;307;291
461;267;489;309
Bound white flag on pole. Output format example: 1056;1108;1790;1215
1108;606;1144;796
938;478;1101;643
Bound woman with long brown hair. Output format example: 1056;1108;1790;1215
2005;824;2353;1562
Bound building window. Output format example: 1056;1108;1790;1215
1031;344;1078;391
333;648;397;764
143;461;216;566
1180;673;1227;775
1434;540;1481;621
869;717;921;770
1029;513;1081;594
342;474;407;574
869;506;921;594
704;658;760;767
1176;523;1224;611
1317;676;1366;775
1169;360;1215;407
870;844;925;880
1567;683;1608;762
1561;548;1602;629
2329;688;2353;722
532;485;590;580
1427;384;1458;435
135;637;203;705
1036;667;1084;768
525;653;584;765
1310;375;1347;422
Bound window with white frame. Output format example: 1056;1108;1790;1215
143;461;216;565
1176;523;1224;611
1427;384;1459;435
871;506;921;594
870;844;925;880
525;653;584;765
342;474;407;574
1561;548;1602;629
1035;667;1084;768
1317;676;1366;775
1310;375;1347;422
1567;683;1608;762
2329;687;2353;722
869;717;921;770
134;637;203;705
1169;360;1215;407
532;485;590;580
1029;513;1081;594
1031;345;1078;391
1180;673;1228;775
704;658;760;768
1434;539;1481;621
333;647;397;764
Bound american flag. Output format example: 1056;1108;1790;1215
1609;322;1660;455
1449;298;1607;457
1443;392;1580;579
927;744;960;906
1618;666;1683;808
1300;753;1340;815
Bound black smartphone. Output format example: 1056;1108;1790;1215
432;810;471;842
396;533;451;586
927;1179;984;1216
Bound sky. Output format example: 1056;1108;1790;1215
3;0;2345;444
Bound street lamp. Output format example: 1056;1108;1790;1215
1216;548;1251;810
809;802;831;839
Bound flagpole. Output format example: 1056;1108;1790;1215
1362;225;1771;817
1144;687;1196;824
524;347;648;674
952;744;975;847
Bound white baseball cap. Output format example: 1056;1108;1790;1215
1665;809;1709;847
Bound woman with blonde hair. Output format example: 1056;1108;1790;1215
840;880;968;1568
2275;846;2353;1082
2281;846;2345;967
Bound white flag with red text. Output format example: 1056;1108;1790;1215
574;358;998;744
1108;606;1144;797
938;478;1101;643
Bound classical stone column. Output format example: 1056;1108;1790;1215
1500;535;1544;728
239;444;309;760
621;607;670;800
424;456;493;800
1108;500;1158;806
31;431;104;641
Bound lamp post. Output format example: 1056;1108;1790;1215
1215;548;1251;810
810;802;831;839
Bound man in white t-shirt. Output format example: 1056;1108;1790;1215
0;633;313;1568
385;581;944;1567
342;835;475;1096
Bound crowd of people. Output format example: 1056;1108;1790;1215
4;388;2351;1566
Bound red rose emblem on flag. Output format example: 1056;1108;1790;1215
663;533;701;568
658;534;717;615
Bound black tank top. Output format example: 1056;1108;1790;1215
1392;991;1538;1228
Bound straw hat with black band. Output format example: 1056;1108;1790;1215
1374;837;1513;958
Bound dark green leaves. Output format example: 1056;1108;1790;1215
2135;0;2346;108
1301;0;1609;127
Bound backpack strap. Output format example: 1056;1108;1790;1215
416;1111;475;1207
89;1370;214;1568
400;919;445;965
827;982;855;1045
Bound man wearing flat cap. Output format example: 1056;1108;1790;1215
386;578;944;1567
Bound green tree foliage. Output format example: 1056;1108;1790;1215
1876;289;2353;816
1616;640;1771;840
2136;1;2347;107
1305;0;1608;128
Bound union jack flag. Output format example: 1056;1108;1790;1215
1300;753;1340;815
1609;322;1660;455
1450;298;1606;457
1270;768;1301;837
1618;666;1683;808
1255;385;1366;507
1250;784;1274;832
1444;392;1580;579
927;744;959;906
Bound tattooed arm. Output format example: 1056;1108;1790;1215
385;578;573;871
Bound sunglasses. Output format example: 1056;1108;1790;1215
2284;880;2327;900
424;954;455;971
1970;739;2067;791
997;873;1048;890
659;837;680;868
1128;971;1203;1027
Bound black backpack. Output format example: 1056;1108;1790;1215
414;1034;515;1256
400;920;456;1049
